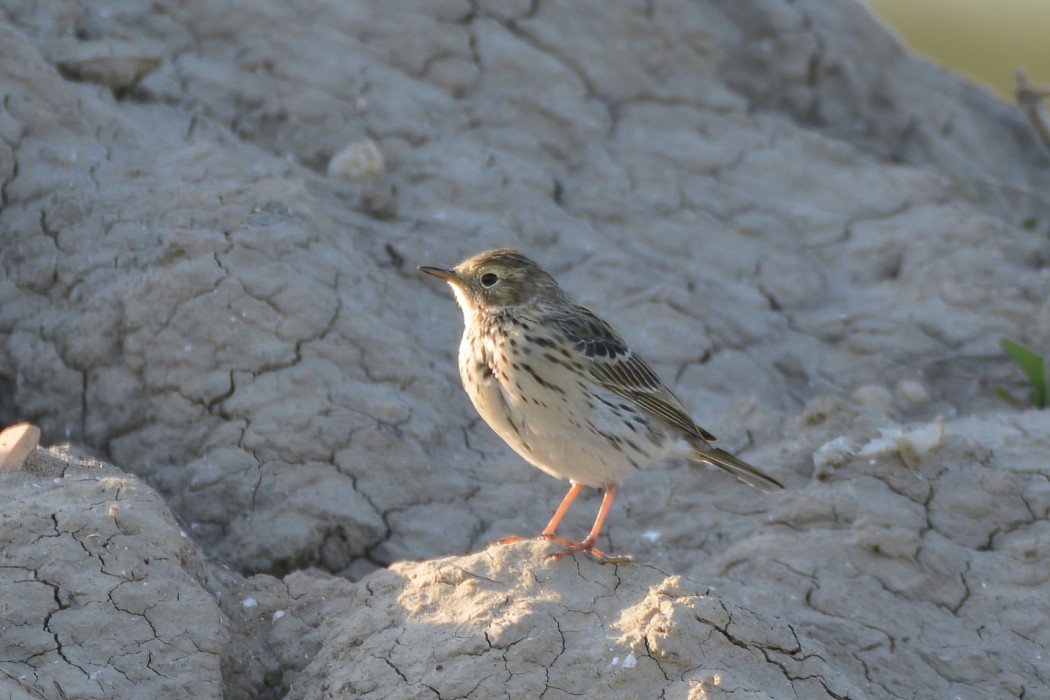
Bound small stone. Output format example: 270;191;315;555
327;139;385;180
895;378;931;406
55;41;162;93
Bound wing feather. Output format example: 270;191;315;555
547;305;717;442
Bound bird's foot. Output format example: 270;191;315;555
548;536;633;564
538;532;576;548
495;534;632;563
495;533;574;548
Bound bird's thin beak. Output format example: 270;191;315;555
419;265;459;283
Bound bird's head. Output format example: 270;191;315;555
420;248;566;314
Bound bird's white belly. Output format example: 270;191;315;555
459;332;659;488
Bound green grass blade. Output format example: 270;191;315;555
992;386;1019;405
1000;338;1047;408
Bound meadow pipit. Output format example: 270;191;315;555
421;248;783;561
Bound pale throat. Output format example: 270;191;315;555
449;283;476;320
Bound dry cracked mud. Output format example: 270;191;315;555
2;0;1049;697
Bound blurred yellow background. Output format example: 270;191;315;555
864;0;1050;102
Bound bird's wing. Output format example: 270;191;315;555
547;305;717;442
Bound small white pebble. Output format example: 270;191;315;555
610;656;619;666
241;597;257;609
895;378;931;406
623;653;637;669
179;530;188;538
642;531;661;542
272;610;285;621
327;139;385;180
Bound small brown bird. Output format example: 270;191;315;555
421;249;783;561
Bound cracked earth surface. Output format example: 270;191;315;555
2;0;1050;697
1;451;225;698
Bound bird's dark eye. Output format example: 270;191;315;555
480;272;499;288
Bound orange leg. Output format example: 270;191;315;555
551;486;632;563
541;482;583;538
498;482;581;547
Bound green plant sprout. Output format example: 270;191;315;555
997;338;1047;408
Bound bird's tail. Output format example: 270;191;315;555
688;442;784;493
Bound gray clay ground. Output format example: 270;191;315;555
2;0;1049;698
